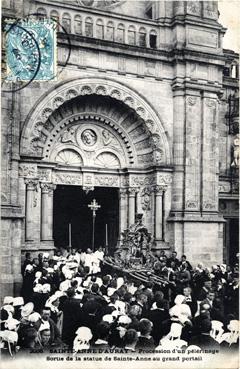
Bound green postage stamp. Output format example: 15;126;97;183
5;19;57;81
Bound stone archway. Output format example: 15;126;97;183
20;77;171;165
19;77;173;254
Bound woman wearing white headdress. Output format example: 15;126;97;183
73;326;93;353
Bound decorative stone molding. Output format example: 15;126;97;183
20;78;171;165
187;1;201;15
203;201;216;210
19;164;37;178
187;96;197;106
218;182;231;193
95;175;119;187
130;175;156;187
44;114;134;167
186;200;198;209
157;173;172;185
52;172;83;185
37;168;52;182
205;98;217;108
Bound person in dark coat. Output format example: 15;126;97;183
183;286;198;317
225;273;239;317
189;319;220;350
147;300;170;345
123;329;139;353
135;318;155;351
61;288;82;347
81;299;103;340
196;279;212;301
21;252;32;276
40;306;62;346
91;322;111;351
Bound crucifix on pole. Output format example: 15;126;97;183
88;199;101;251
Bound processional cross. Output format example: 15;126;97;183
88;199;101;251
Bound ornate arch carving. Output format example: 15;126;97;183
20;77;171;165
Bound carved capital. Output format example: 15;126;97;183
119;188;128;197
40;183;56;194
25;179;39;191
128;188;138;196
153;185;167;194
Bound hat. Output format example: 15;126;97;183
43;252;49;259
47;267;54;274
174;295;185;305
13;297;24;307
35;271;42;278
2;305;14;314
107;287;116;297
25;264;33;272
28;312;41;323
111;309;120;318
59;280;71;292
42;284;51;293
75;326;93;341
21;302;34;317
54;290;64;299
169;322;183;338
102;314;114;324
33;284;43;293
118;315;132;325
39;320;50;332
3;296;14;305
5;318;20;331
117;277;124;289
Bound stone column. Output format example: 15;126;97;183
40;183;56;241
128;188;137;226
25;179;38;241
154;185;166;241
119;189;127;236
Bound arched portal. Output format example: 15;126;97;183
19;78;173;254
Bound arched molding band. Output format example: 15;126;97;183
43;113;136;166
20;77;171;164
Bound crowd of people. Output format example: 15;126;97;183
0;247;239;357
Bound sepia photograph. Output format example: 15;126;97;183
1;1;239;368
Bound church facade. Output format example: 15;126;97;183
1;0;239;297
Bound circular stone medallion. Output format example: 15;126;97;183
81;129;97;146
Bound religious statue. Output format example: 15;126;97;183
231;134;239;168
116;214;152;267
102;129;113;146
81;129;97;146
61;128;75;143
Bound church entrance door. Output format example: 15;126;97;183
53;185;119;253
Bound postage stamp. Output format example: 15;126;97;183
5;19;57;82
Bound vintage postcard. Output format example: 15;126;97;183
0;1;239;369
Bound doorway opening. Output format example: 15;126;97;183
53;185;119;253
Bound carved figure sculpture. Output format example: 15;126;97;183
231;134;239;168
